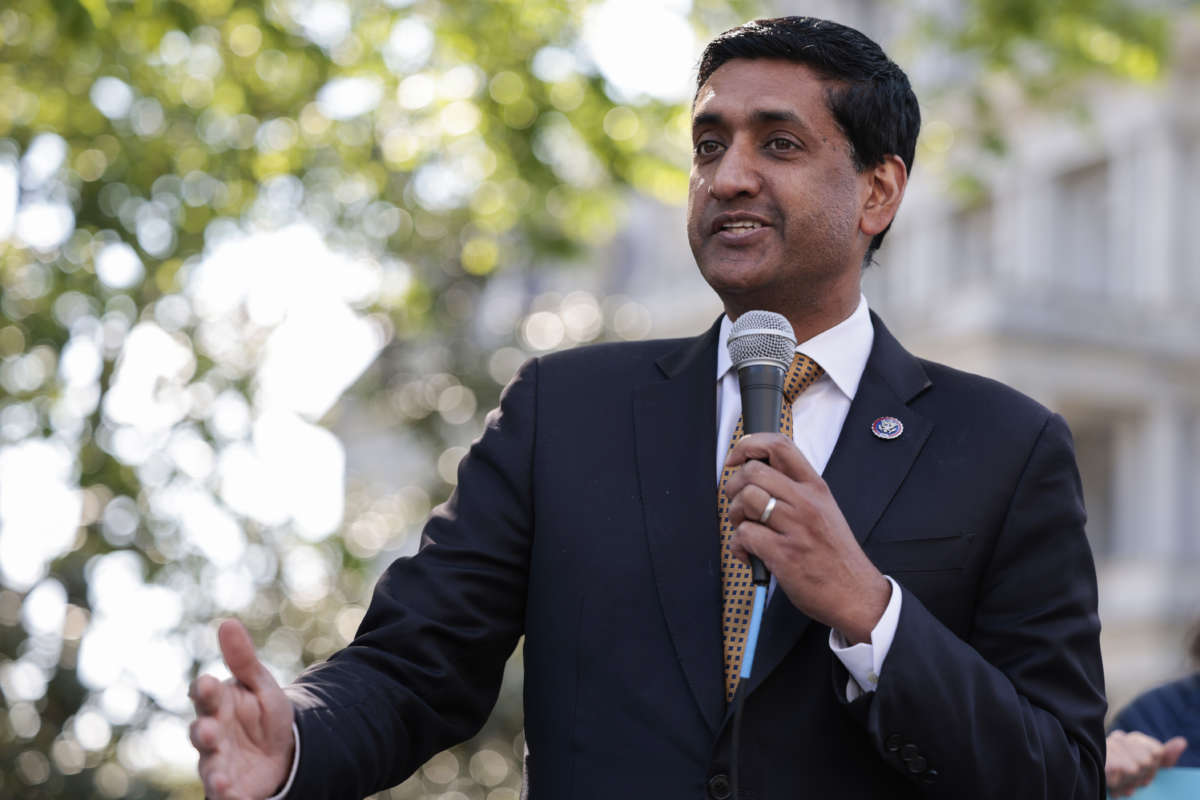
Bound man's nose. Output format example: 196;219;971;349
710;140;761;199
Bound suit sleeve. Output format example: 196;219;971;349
840;412;1107;799
281;358;539;800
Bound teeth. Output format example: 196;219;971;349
722;221;762;230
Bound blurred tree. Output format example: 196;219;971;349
0;0;1175;798
905;0;1171;200
0;0;753;796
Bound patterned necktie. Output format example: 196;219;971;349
719;353;824;702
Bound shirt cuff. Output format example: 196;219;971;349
264;721;301;800
828;576;902;701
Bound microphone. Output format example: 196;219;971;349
726;311;797;799
726;310;796;585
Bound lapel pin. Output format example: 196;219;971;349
871;416;903;440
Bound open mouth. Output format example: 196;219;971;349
711;212;771;236
711;213;772;242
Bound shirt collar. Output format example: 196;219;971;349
715;294;874;401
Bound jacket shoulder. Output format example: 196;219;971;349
537;335;703;379
1111;674;1200;735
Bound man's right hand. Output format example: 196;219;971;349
190;619;296;800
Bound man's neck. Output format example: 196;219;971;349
725;284;862;344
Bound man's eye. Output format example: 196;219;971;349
766;138;799;151
695;140;722;156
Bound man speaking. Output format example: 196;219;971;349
189;16;1107;799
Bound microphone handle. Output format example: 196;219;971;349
735;363;786;586
738;364;786;436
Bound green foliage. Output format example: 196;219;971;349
950;0;1166;83
0;0;755;796
905;0;1171;190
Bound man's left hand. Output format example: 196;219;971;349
724;432;891;644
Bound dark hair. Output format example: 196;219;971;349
697;16;921;257
1191;620;1200;667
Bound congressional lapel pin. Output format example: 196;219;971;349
871;416;903;440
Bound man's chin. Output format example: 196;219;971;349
697;259;777;299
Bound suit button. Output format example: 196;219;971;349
907;755;927;773
885;734;903;752
923;768;940;784
900;744;919;761
708;774;732;800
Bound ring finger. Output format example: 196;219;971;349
729;484;788;530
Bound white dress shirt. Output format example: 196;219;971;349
270;296;901;797
715;294;901;701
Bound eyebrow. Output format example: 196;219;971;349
692;109;813;132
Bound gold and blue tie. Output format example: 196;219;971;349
718;353;824;702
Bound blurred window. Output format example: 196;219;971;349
1053;160;1113;299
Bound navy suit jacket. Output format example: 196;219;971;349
285;313;1107;799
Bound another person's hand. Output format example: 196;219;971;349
1105;730;1187;797
190;619;296;800
723;432;891;644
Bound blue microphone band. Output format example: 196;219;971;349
739;584;768;680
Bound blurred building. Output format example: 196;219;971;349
605;3;1200;718
871;27;1200;719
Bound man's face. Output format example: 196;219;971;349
686;59;871;318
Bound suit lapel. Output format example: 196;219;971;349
739;312;934;700
634;319;725;735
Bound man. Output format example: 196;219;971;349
190;17;1107;799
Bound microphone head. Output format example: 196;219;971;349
727;310;796;370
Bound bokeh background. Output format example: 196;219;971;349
1;0;1197;797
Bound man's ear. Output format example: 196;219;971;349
859;154;908;238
